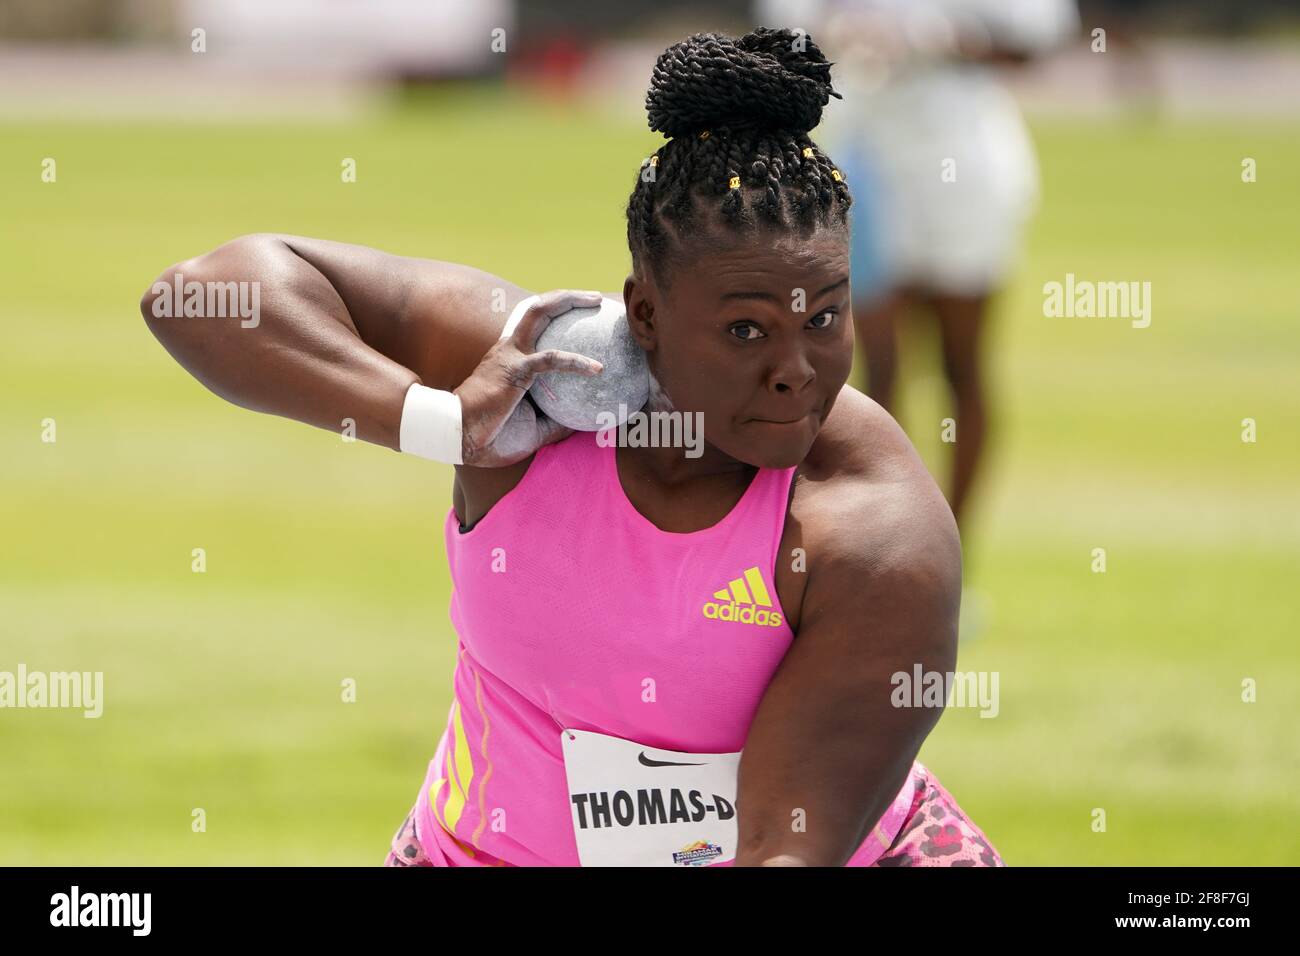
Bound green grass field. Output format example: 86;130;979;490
2;86;1298;864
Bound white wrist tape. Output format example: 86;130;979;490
499;293;542;340
399;382;463;465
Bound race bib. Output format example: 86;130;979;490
561;729;742;867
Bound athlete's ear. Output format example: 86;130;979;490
623;271;657;351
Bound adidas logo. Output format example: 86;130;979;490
702;566;784;627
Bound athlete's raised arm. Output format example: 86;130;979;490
734;390;962;866
139;233;602;463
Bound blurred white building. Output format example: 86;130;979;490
181;0;515;75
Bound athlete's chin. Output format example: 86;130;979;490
755;446;808;469
729;418;819;468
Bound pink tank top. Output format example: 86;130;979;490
415;429;919;866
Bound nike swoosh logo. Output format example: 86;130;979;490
638;752;707;768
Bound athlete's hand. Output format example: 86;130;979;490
454;289;605;467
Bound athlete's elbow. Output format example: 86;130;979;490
140;261;184;329
140;234;276;334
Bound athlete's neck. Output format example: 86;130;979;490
617;441;753;490
618;369;754;489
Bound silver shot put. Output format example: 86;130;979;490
529;297;650;431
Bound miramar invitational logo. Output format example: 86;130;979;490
672;840;724;866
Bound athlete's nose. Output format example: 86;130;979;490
767;346;817;397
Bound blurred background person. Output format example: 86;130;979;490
760;0;1079;532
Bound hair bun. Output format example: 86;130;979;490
646;27;841;140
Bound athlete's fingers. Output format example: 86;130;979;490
511;289;603;353
513;348;603;384
454;294;603;465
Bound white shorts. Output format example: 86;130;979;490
833;65;1040;299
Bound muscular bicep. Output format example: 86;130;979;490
734;466;961;863
273;234;534;390
797;489;961;707
793;462;961;744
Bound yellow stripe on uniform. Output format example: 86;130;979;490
469;664;496;848
442;699;474;835
743;566;772;607
428;776;449;834
429;773;477;861
727;578;753;605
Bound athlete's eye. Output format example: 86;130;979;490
729;322;765;341
807;310;837;330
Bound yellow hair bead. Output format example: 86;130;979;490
649;155;659;167
728;175;741;190
831;168;842;182
801;147;813;158
699;130;710;140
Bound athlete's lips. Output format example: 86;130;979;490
748;410;816;425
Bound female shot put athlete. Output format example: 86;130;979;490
141;28;1002;867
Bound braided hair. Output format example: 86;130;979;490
626;27;852;292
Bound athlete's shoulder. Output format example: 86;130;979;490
801;383;917;486
792;384;959;584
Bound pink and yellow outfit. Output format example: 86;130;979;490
385;429;1003;867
